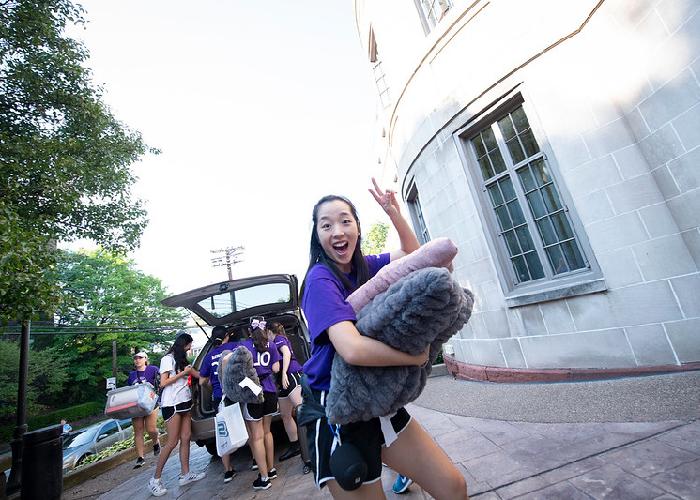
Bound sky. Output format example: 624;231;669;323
67;0;390;297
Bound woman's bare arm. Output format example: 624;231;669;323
328;321;428;367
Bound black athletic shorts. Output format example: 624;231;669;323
277;371;301;398
304;388;411;489
161;400;192;422
242;391;278;421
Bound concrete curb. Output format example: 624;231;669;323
444;355;700;383
63;436;164;491
428;363;448;377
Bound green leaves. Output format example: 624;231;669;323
0;0;155;321
38;249;186;403
361;222;390;256
0;340;69;421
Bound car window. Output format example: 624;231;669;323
100;421;119;438
66;429;97;448
197;283;291;318
118;419;132;430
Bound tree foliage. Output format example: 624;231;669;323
0;340;69;422
361;222;390;256
0;0;155;322
32;249;186;403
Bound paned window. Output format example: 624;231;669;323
407;182;430;244
469;105;588;286
415;0;453;34
369;29;391;108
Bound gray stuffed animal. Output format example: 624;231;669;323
220;346;265;404
325;267;473;424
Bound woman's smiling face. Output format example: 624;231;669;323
316;199;359;273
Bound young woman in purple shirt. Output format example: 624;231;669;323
198;325;240;483
236;318;281;491
267;322;304;463
300;179;468;499
127;352;160;470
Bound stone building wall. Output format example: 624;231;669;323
354;0;700;369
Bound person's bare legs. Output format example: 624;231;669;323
145;410;159;449
222;453;232;473
279;385;301;443
154;413;182;479
262;415;274;471
178;412;192;475
245;420;268;477
132;417;145;458
381;419;468;500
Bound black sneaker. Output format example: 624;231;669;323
268;468;277;480
223;470;236;483
252;474;271;490
250;460;258;470
133;457;145;469
153;443;160;457
302;461;312;475
278;442;301;462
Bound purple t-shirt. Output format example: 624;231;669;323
127;364;160;386
301;253;390;391
272;335;303;374
238;338;282;393
199;341;240;399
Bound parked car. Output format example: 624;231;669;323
162;274;311;456
62;418;133;471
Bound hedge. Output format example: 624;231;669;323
0;401;103;444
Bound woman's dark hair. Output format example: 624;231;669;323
300;195;369;298
249;316;268;354
211;325;228;346
166;332;193;372
228;327;246;342
269;322;286;338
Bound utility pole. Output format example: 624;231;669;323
210;245;244;281
112;340;117;378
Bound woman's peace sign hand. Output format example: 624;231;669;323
369;177;400;216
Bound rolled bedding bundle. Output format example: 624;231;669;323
346;237;458;312
325;266;474;425
220;346;265;404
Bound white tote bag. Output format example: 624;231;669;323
215;402;248;457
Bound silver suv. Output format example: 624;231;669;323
162;274;311;456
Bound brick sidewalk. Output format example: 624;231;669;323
65;401;699;499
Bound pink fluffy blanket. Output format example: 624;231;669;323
347;237;458;312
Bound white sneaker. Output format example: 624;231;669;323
178;471;206;486
148;477;167;497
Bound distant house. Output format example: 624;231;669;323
354;0;700;372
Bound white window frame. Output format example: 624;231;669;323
406;181;431;244
368;28;391;109
454;93;605;307
414;0;453;35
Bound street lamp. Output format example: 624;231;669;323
6;319;30;495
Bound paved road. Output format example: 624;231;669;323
63;373;700;499
415;371;700;423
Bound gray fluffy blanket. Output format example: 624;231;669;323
325;267;473;424
220;346;265;404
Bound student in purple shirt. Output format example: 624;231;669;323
237;317;281;491
299;179;468;499
127;352;160;470
198;325;240;483
267;322;304;464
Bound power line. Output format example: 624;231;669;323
210;245;244;280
